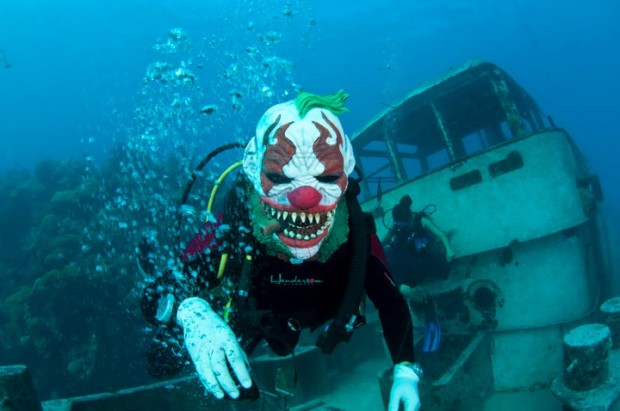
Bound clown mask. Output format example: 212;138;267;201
243;91;355;261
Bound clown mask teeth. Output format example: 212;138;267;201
262;201;335;246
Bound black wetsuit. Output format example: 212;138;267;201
141;183;414;380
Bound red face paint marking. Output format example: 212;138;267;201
312;112;347;193
260;122;295;194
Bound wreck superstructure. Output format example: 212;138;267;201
352;60;614;409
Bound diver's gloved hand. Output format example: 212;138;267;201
177;297;252;399
388;362;422;411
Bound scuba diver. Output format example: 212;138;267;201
382;194;455;353
141;90;422;410
383;194;454;288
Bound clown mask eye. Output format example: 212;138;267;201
316;174;342;183
265;172;293;185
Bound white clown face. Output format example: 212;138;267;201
243;100;355;261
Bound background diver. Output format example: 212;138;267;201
383;194;455;289
141;90;423;410
382;194;455;353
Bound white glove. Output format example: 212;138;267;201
177;297;252;399
388;362;421;411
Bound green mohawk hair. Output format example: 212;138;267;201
295;89;349;118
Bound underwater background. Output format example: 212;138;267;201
0;0;619;403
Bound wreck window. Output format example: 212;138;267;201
460;121;514;156
397;143;422;181
462;132;485;156
436;77;516;159
357;139;399;200
520;115;536;134
427;148;449;169
500;122;513;140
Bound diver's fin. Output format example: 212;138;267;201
423;322;433;352
430;322;441;352
422;321;441;353
422;299;442;353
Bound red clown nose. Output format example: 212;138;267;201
287;186;322;209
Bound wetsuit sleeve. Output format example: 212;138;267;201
140;256;214;325
364;248;415;364
140;255;220;380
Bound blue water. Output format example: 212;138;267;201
1;1;618;199
1;0;619;403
